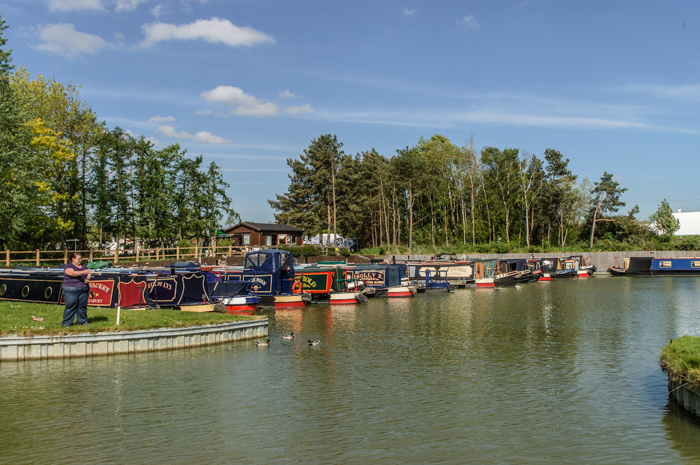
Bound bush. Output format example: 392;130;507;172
378;245;387;255
176;239;193;248
338;247;350;256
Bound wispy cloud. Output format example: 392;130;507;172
32;23;107;58
278;89;297;100
114;0;147;12
45;0;104;12
148;115;175;123
457;15;479;29
616;83;700;102
140;17;275;48
195;109;213;115
285;104;315;115
157;125;232;144
151;3;167;17
201;85;279;117
402;8;415;15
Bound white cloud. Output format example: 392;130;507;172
151;3;167;17
140;17;275;48
402;8;415;15
148;115;176;123
200;85;279;117
285;104;315;115
156;125;231;144
193;131;230;144
33;24;107;58
278;89;297;100
195;109;213;115
45;0;104;12
115;0;147;11
457;15;479;29
617;83;700;102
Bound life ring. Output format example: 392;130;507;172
292;280;302;294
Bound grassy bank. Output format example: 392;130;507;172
0;302;260;337
660;336;700;388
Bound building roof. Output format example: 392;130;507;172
674;211;700;236
223;222;304;234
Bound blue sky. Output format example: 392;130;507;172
3;0;700;222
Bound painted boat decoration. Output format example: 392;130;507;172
408;261;475;287
296;265;367;304
346;264;416;297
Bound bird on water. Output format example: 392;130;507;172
256;339;271;346
281;332;294;339
308;340;320;346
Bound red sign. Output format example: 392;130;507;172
88;280;115;307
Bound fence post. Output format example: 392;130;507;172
195;245;198;259
136;248;140;262
114;249;119;264
176;246;180;260
89;249;93;262
64;249;68;264
36;249;40;266
5;250;9;267
156;247;160;261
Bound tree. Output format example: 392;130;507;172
589;171;627;248
0;14;37;249
650;199;680;237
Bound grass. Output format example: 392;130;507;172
0;301;261;337
660;336;700;388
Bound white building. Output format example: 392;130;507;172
673;210;700;236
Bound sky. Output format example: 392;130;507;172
2;0;700;222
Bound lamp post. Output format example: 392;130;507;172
498;236;502;255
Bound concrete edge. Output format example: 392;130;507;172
0;318;269;361
668;377;700;418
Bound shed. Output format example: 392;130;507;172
222;222;304;247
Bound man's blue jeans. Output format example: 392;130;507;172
62;286;89;327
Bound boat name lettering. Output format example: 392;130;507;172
89;283;112;293
302;276;317;288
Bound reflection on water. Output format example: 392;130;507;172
1;277;700;464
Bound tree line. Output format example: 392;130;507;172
270;134;685;252
0;16;234;250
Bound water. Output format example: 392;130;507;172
2;277;700;464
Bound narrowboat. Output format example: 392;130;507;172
651;258;700;276
420;269;456;292
607;257;653;277
498;259;534;284
525;259;543;281
408;261;475;288
205;273;259;313
0;268;154;309
346;264;416;297
568;255;596;278
295;265;368;305
538;258;559;281
472;258;498;288
239;249;310;307
550;258;578;279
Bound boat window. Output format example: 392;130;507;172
280;252;290;270
659;261;672;268
691;261;700;268
245;252;270;269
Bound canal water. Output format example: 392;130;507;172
2;277;700;464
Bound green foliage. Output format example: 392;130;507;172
0;301;255;337
660;336;700;388
650;199;680;237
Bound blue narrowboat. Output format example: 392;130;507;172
651;258;700;276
